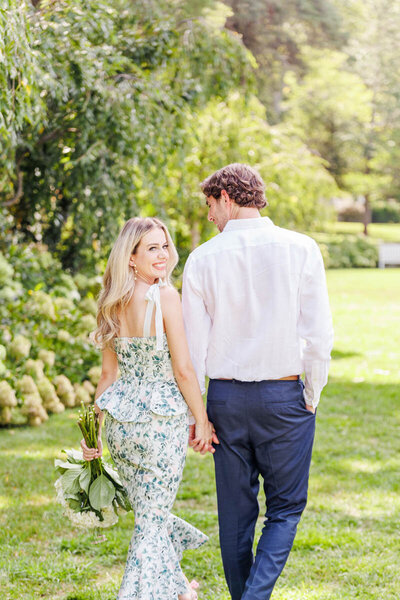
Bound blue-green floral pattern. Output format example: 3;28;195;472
96;335;189;422
97;330;208;599
105;412;208;599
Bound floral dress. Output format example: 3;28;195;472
96;281;208;599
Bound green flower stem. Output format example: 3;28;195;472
77;403;102;474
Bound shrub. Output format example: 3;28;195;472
371;200;400;223
310;233;378;268
338;205;365;223
0;244;100;427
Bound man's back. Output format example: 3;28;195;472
185;163;334;600
183;217;333;405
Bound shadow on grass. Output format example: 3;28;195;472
320;377;400;415
331;348;361;360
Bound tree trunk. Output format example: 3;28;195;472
363;194;371;236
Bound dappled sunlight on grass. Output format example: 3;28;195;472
1;270;400;599
0;495;11;509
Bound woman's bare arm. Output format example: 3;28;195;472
82;346;118;460
162;286;217;453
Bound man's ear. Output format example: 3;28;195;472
220;189;230;204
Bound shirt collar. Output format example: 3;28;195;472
222;217;275;232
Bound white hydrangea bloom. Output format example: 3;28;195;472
65;508;103;529
54;478;67;507
55;478;119;529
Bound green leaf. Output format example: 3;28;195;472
102;461;123;487
115;489;132;512
60;467;83;495
79;464;91;494
65;493;80;502
67;498;81;510
88;474;115;511
62;448;84;463
55;459;83;473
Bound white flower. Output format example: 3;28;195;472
65;508;102;529
26;290;56;321
54;478;67;507
98;506;119;528
38;349;56;367
57;329;71;342
81;314;97;333
88;366;101;386
9;335;31;360
55;478;120;529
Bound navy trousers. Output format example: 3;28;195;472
207;378;316;600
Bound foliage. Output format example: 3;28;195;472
2;0;400;272
283;0;400;227
159;92;337;269
2;0;253;272
371;200;400;223
309;232;378;268
0;244;101;426
0;0;43;196
224;0;344;122
283;48;373;184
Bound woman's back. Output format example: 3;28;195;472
118;281;159;339
96;280;188;422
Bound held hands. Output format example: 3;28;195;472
80;437;103;461
189;421;219;455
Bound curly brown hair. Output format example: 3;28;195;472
200;163;268;209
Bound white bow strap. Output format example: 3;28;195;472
143;280;166;351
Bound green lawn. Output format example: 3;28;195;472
321;221;400;242
1;269;400;600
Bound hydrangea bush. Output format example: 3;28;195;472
0;244;102;426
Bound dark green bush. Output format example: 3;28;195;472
310;233;378;268
338;205;365;223
371;200;400;223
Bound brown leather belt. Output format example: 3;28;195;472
217;375;299;381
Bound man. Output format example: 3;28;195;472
182;163;333;600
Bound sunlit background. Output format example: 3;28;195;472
1;1;399;599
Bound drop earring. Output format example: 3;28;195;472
133;264;138;281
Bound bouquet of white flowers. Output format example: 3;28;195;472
54;404;132;529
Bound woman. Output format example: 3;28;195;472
81;217;217;600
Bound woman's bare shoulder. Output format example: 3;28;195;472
160;285;181;309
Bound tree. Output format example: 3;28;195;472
1;0;252;271
157;91;337;270
0;0;43;200
337;0;400;231
224;0;344;122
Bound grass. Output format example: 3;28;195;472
1;269;400;599
320;221;400;242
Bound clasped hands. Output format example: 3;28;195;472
189;421;219;455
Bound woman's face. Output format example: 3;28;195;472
131;227;169;282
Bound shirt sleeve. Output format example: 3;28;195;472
182;255;212;396
298;240;334;408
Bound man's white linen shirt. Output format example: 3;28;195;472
182;217;334;408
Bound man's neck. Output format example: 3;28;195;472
230;205;261;220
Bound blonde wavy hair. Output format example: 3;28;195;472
93;217;178;349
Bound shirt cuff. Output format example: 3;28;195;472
303;359;330;409
303;387;320;409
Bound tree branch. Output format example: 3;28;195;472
4;169;24;208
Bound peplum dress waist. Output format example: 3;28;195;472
96;334;189;423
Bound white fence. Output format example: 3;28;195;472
378;243;400;268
